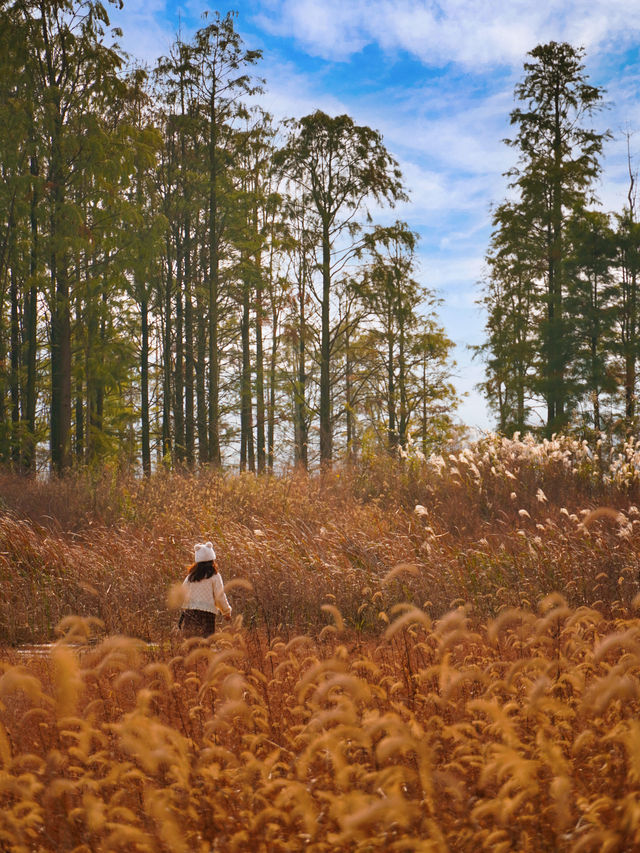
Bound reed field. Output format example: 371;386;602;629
2;434;640;850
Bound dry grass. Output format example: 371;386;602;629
1;435;640;644
2;604;640;851
2;435;640;848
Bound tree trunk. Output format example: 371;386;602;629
73;267;83;463
421;354;428;456
195;282;208;465
9;259;20;467
86;269;97;464
294;256;308;469
162;246;173;465
398;320;408;449
174;226;185;464
319;217;332;464
268;301;278;472
50;253;71;474
624;175;638;436
91;289;106;457
24;155;39;472
184;220;195;467
546;85;565;435
49;106;72;475
240;260;254;472
140;292;151;476
255;248;266;473
345;328;354;460
387;301;396;450
208;92;221;467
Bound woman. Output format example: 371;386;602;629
179;541;232;637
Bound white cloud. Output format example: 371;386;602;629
253;0;640;66
108;0;177;67
253;56;349;120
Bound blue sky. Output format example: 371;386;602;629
108;0;640;431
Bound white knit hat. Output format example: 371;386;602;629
194;541;216;563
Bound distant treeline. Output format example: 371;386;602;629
477;41;640;441
0;1;458;475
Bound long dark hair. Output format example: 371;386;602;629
186;559;218;582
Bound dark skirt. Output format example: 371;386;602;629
179;608;216;638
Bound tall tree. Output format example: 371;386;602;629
475;201;539;434
357;222;457;452
0;3;463;475
19;0;124;472
359;223;420;450
275;111;406;464
504;42;609;434
232;110;276;473
122;68;163;475
191;11;261;466
281;196;318;469
565;209;618;434
615;136;640;436
0;3;33;465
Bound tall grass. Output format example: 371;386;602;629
3;435;640;848
2;603;640;850
1;434;640;644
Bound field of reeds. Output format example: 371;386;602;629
2;433;640;850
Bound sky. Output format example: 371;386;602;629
107;0;640;432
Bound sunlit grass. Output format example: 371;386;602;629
1;434;639;644
2;603;640;850
2;434;640;847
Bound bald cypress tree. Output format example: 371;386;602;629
491;42;610;435
191;12;262;466
15;0;124;472
275;112;406;464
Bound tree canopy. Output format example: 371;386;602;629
0;0;458;474
476;41;640;442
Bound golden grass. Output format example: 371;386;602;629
1;435;640;643
1;605;640;851
1;436;640;847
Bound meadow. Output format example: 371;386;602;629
2;434;640;850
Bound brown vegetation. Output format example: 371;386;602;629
2;436;640;848
2;603;640;850
1;435;639;644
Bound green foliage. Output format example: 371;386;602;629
0;1;457;476
275;111;409;463
479;41;614;439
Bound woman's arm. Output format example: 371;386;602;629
212;573;232;619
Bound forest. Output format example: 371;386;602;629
2;4;639;480
478;42;640;443
0;0;459;476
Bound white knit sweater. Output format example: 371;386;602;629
182;573;232;616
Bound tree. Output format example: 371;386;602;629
614;135;640;436
155;33;202;468
232;110;278;473
280;195;319;469
565;209;618;434
0;2;34;466
17;0;125;472
504;41;609;434
190;12;262;466
357;222;457;453
275;111;406;464
475;201;539;434
358;223;420;450
121;67;163;475
0;4;463;475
